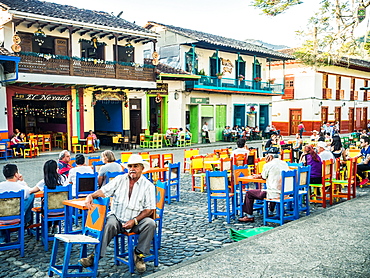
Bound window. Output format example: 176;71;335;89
114;44;135;63
253;59;261;79
185;48;198;74
80;39;105;60
235;57;246;79
209;52;220;77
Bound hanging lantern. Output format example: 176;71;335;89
34;28;46;46
358;5;366;23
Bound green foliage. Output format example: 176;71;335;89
198;69;206;76
251;0;303;16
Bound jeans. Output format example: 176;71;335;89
94;139;100;149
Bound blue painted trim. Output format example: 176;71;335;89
0;55;20;83
191;85;283;95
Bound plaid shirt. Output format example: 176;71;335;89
101;173;155;222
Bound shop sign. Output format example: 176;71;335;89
190;97;209;104
14;93;71;101
147;83;168;94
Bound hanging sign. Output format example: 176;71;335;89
190;97;209;104
147;83;168;94
14;93;71;101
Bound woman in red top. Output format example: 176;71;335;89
87;130;100;150
298;122;305;138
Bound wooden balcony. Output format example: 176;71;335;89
322;88;332;99
17;53;156;82
185;76;284;95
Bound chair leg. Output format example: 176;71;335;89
48;238;59;276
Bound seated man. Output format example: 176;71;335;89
238;153;289;222
0;164;35;242
317;141;335;161
165;128;176;146
58;150;72;177
356;136;370;186
231;138;249;158
67;154;94;198
80;154;156;273
223;126;232;142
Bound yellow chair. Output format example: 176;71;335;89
190;155;206;192
183;148;199;173
83;138;95;154
149;133;159;149
121;152;133;164
37;135;45;152
332;157;356;201
138;151;150;162
71;136;82;153
23;139;39;158
309;159;334;208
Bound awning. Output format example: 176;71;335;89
0;55;21;82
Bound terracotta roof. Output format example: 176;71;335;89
145;21;294;60
144;58;189;74
3;0;152;34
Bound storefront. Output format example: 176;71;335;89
146;83;168;134
7;85;71;137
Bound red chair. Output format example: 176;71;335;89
83;138;95;154
309;159;334;208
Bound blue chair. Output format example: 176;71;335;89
37;184;72;251
0;190;25;257
92;161;104;173
295;166;311;219
287;162;303;168
166;162;180;204
113;180;163;273
263;170;298;226
71;173;98;228
105;171;125;185
48;197;110;278
206;170;236;224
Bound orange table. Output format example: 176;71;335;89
63;198;87;234
34;191;44;198
144;167;168;182
236;176;267;216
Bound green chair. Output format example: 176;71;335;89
139;133;148;148
149;133;159;149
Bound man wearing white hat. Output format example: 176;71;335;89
310;130;320;142
80;154;155;273
317;141;335;161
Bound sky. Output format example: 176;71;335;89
45;0;366;48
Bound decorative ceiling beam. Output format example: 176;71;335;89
99;33;108;39
134;38;146;43
118;36;131;41
40;23;48;28
71;28;81;34
49;25;60;32
90;32;100;37
27;21;36;28
108;35;115;40
142;40;152;45
59;27;68;33
79;30;90;36
15;19;26;27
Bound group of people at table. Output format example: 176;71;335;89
9;129;101;157
0;150;157;273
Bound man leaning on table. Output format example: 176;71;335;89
238;153;289;222
79;154;156;273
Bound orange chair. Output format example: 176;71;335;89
161;153;174;167
37;135;45;152
43;134;52;151
309;159;334;208
83;138;95;154
233;153;247;167
138;151;150;162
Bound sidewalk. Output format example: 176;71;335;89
148;193;370;278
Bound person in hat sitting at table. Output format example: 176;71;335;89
79;154;156;273
238;153;289;223
310;130;320;142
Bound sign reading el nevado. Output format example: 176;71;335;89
14;94;72;101
190;97;209;104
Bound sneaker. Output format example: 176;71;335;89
134;252;146;273
79;253;94;268
359;178;369;186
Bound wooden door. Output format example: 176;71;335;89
321;107;328;124
363;107;368;129
54;38;68;56
348;107;354;132
129;99;141;139
216;105;226;141
356;108;362;130
289;109;302;135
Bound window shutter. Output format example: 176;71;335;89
336;89;344;100
323;88;332;99
54;38;68;56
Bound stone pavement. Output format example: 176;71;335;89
0;138;369;277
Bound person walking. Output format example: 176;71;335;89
298;122;305;138
202;122;211;143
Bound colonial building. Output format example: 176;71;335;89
270;50;370;136
2;0;159;147
144;22;293;143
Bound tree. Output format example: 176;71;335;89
252;0;370;66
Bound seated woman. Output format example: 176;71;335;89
299;145;322;184
10;134;24;156
29;160;69;234
331;134;343;159
87;130;100;150
98;150;122;188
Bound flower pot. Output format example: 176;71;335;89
217;76;222;79
238;78;243;81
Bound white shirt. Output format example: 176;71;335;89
101;174;156;223
35;175;68;192
261;158;290;199
202;124;209;132
231;148;249;158
0;180;30;199
68;165;94;197
319;150;335;161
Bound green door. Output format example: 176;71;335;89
216;105;226;141
189;105;199;143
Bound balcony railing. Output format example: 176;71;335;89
17;53;156;82
185;76;283;95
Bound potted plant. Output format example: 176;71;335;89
216;72;223;79
238;74;244;81
253;77;262;82
267;78;276;84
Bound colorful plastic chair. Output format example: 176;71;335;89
183;148;199;173
71;136;82;153
295;165;311;218
233;166;250;216
309;159;333;208
105;171;125;185
206;170;236;224
48;197;110;278
332;157;357;201
166;162;180;204
263;169;298;226
0;190;25;257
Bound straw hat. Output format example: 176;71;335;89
317;141;327;149
122;154;150;172
312;130;318;133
